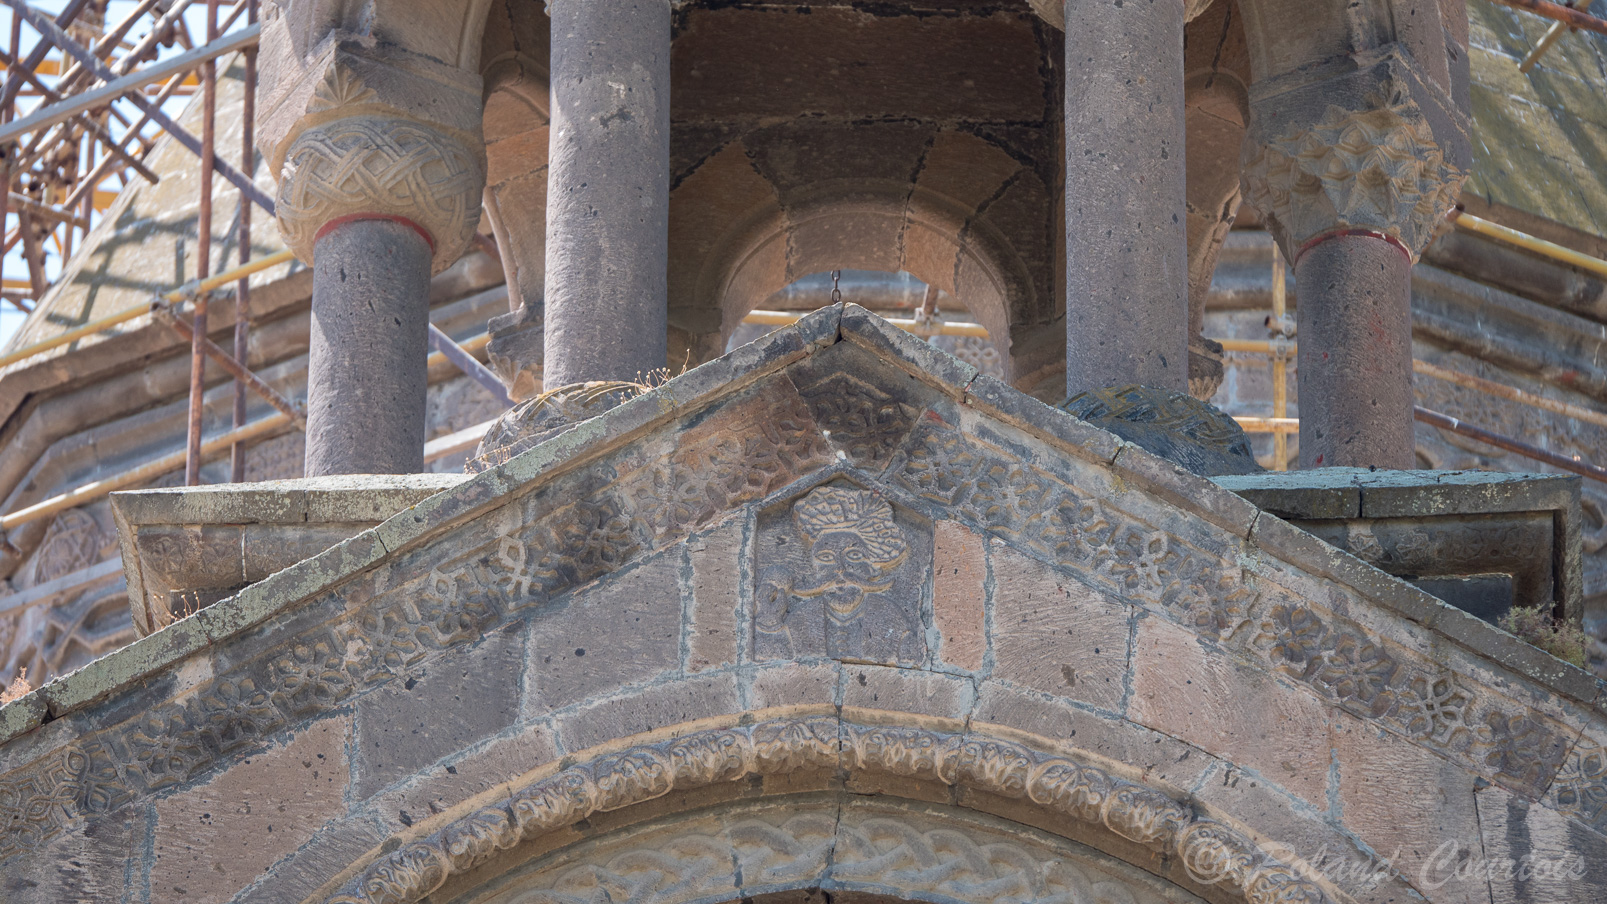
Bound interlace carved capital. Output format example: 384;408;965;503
1243;85;1467;263
276;112;485;274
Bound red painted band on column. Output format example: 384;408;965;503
1294;228;1411;265
314;214;436;254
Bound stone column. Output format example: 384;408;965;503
1243;48;1469;470
304;220;433;475
274;96;485;475
543;0;670;387
1061;0;1189;397
1291;233;1415;468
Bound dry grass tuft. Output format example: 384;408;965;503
1;667;32;704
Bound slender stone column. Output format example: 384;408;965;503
1062;0;1189;397
1243;49;1470;470
273;97;485;475
1293;233;1415;469
544;0;670;387
305;220;433;475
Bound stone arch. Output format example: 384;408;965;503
474;2;553;353
452;796;1207;904
680;178;1033;380
310;712;1343;904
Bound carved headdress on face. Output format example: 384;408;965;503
792;486;907;567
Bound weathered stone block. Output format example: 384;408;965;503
841;665;974;721
525;553;683;715
1130;617;1333;808
746;660;841;711
932;520;986;673
991;542;1131;712
370;721;558;834
1330;710;1484;900
152;716;350;904
113;475;464;635
233;817;387;904
556;674;742;753
687;519;744;674
1476;784;1607;903
971;681;1218;794
0;802;143;903
355;626;525;800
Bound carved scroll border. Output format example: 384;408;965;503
315;715;1336;904
885;417;1588;806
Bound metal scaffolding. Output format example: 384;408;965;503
0;0;509;496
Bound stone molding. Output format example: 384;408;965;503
1029;0;1215;31
314;715;1336;904
275;71;485;273
491;800;1188;904
2;308;1601;890
1242;75;1467;263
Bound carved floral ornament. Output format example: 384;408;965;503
275;69;486;273
317;715;1335;904
1241;88;1466;263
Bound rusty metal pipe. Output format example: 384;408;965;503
232;0;257;483
185;0;219;485
1487;0;1607;36
1414;406;1607;485
1;13;15;307
155;306;303;428
428;323;512;406
1;0;274;213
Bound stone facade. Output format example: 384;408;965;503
1;2;1605;902
0;308;1601;903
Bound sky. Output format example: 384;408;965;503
0;0;235;348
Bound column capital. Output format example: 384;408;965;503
275;84;485;274
258;22;487;273
1241;45;1471;264
1029;0;1213;31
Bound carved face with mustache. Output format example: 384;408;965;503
789;487;908;622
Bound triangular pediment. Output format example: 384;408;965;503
6;304;1607;904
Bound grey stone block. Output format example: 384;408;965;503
0;688;46;746
526;554;683;715
1212;471;1363;520
40;613;210;717
1434;605;1600;706
556;674;742;753
791;302;843;349
353;626;527;801
234;816;388;904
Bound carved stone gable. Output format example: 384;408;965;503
755;481;932;666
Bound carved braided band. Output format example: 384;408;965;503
316;713;1337;904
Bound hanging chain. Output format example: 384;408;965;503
830;269;842;305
